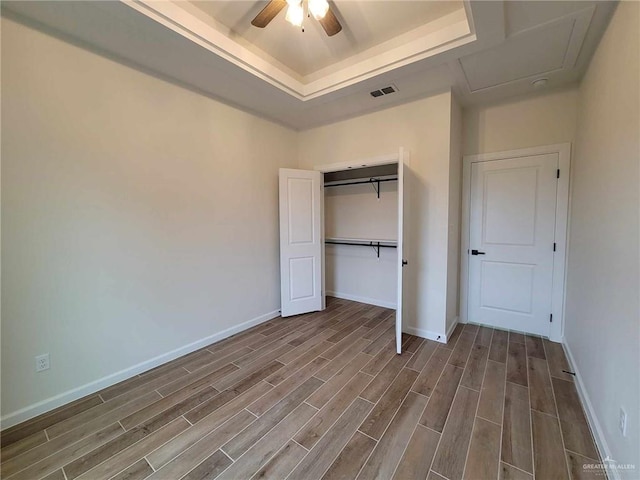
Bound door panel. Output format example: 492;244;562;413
288;178;315;243
480;261;534;313
279;169;323;317
289;257;316;300
468;154;557;336
484;168;538;245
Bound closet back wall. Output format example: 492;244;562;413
325;182;398;308
1;18;298;425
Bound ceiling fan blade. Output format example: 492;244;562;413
319;7;342;36
251;0;287;28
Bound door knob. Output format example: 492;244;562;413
402;260;408;266
471;249;486;255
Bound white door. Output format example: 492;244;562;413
396;152;407;353
468;154;558;336
279;168;323;317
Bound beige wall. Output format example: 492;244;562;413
463;87;579;156
299;91;457;339
565;1;639;471
1;18;298;423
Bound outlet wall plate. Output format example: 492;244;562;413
35;354;50;372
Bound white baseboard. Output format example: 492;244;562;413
404;325;448;344
0;309;280;431
327;291;396;310
562;339;619;480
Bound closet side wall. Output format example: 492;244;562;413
446;95;463;333
299;91;456;339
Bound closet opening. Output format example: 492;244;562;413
278;148;408;353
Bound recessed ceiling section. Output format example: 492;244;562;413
126;0;474;99
190;1;463;77
458;6;595;92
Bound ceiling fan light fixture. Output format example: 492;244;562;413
285;1;304;27
309;0;329;20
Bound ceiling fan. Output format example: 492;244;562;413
251;0;342;36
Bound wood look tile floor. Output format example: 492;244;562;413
1;298;603;480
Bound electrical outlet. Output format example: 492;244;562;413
619;407;627;437
35;354;50;372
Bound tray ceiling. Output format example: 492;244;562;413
189;1;462;77
1;1;617;130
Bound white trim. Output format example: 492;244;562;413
0;309;280;430
403;316;456;345
460;143;571;341
404;323;450;344
326;291;396;310
562;339;620;480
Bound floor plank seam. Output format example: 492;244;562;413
475;414;501;428
411;389;429;399
424;343;462;479
219;448;234;464
524;344;536;479
301;401;318;411
300;377;373;450
564;448;599;463
388;406;425;480
357;365;376;377
227;391;323;480
358;379;415;476
502;460;535;477
219;446;234;461
460;327;489;480
542;339;574;480
530;407;558;419
356;428;379;444
496;345;507;480
144;455;156;472
356;396;375;407
182;414;193;426
291;438;309;452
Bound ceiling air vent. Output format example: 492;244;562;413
370;84;398;98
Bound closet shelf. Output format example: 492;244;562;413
324;177;398;198
325;237;397;258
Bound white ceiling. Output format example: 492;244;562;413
1;1;617;130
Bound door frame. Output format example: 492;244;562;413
460;143;571;342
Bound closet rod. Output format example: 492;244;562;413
325;240;397;258
324;177;397;188
324;177;398;198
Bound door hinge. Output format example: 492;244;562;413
550;313;553;323
557;169;560;179
553;242;556;252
